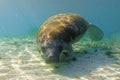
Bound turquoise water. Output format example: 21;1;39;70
0;0;120;80
0;0;120;37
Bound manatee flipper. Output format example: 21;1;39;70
87;24;104;41
63;44;76;61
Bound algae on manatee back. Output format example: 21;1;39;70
36;13;104;63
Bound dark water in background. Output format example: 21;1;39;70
0;0;120;38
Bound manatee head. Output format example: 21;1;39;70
41;39;63;63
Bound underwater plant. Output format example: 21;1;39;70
26;27;39;38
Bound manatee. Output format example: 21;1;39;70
36;13;104;63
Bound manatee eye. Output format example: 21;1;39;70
41;46;46;52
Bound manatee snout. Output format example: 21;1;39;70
41;42;63;63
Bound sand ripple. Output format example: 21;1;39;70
0;37;120;80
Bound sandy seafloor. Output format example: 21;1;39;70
0;36;120;80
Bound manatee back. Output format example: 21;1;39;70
36;13;89;44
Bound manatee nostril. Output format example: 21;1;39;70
45;55;59;63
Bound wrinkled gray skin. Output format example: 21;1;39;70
40;39;76;63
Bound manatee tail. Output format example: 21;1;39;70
87;24;104;41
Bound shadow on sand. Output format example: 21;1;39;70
53;49;115;78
